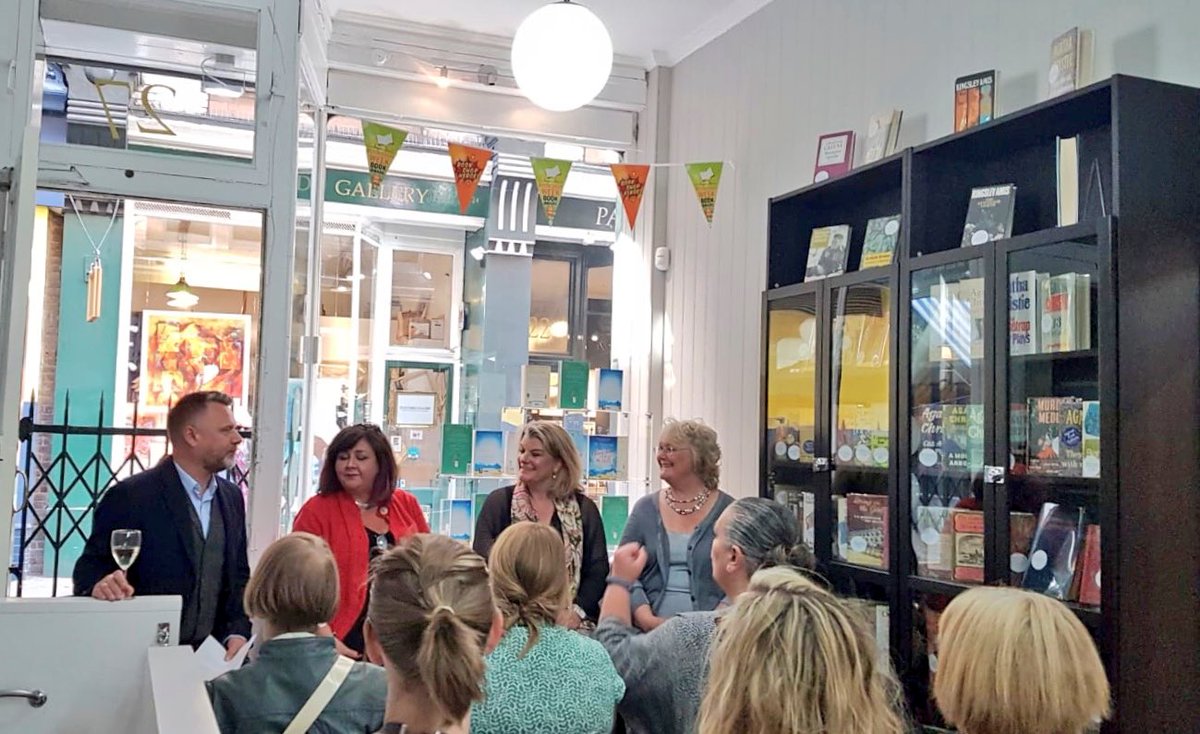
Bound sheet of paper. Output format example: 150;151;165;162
148;646;222;733
194;634;255;681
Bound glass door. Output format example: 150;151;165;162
764;290;820;551
1000;231;1101;619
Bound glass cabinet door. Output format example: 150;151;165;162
908;260;987;584
1003;237;1100;609
831;281;891;569
765;292;819;550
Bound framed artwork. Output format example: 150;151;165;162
140;310;251;409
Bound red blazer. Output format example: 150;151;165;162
293;489;429;638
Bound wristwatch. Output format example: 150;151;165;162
606;575;635;592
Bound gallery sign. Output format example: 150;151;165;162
298;169;490;218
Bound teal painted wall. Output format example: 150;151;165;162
51;212;124;576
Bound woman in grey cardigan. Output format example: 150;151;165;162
596;497;815;734
620;420;734;631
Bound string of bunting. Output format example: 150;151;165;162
358;118;731;228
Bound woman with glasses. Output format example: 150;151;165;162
294;423;429;659
617;420;733;631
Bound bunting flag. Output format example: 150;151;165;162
448;143;494;214
530;157;573;224
686;162;724;225
609;163;651;230
361;121;408;188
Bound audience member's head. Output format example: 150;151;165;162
698;567;905;734
657;419;722;490
318;423;396;507
934;586;1110;734
167;391;241;473
244;532;338;637
710;497;814;599
488;521;571;656
364;534;501;728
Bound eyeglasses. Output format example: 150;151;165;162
656;445;691;455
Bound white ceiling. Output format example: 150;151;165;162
327;0;774;67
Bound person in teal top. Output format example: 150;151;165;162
471;521;625;734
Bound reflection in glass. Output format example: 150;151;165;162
831;282;891;568
909;261;986;583
1005;241;1100;606
391;250;454;349
529;258;572;354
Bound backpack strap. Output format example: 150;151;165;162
282;655;355;734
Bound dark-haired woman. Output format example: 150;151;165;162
294;424;429;658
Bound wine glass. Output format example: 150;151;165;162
111;529;142;572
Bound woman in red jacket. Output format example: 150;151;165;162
293;423;428;658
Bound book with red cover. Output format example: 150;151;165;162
844;493;888;569
1077;524;1101;606
813;130;855;183
952;509;985;583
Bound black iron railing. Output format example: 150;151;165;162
8;393;251;597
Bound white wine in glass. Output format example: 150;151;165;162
111;529;142;572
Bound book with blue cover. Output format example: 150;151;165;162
596;369;624;411
587;435;625;480
472;430;505;476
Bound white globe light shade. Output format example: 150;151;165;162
511;2;613;112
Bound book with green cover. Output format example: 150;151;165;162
599;495;630;549
560;360;590;409
440;424;473;475
860;214;901;269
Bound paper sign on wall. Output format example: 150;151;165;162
686;162;724;225
448;142;493;214
362;121;408;187
530;157;573;224
394;392;436;426
610;163;651;229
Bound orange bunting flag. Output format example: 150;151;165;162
448;143;494;214
609;164;651;230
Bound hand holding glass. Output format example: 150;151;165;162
111;529;142;572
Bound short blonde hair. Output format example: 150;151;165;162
660;419;721;489
935;587;1110;734
368;534;494;724
698;567;906;734
488;522;571;657
244;532;338;632
520;421;583;499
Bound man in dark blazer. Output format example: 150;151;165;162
73;390;251;657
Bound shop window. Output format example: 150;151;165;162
390;250;454;350
530;244;613;367
529;258;573;355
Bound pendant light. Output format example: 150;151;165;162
167;231;200;309
511;1;613;112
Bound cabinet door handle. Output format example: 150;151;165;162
0;689;47;708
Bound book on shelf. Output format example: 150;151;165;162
521;364;551;408
562;412;589;458
913;504;955;580
860;214;901;269
835;405;888;468
599;495;630;549
442;498;473;543
1009;401;1029;474
440;424;474;475
867;602;890;663
472;430;505;477
559;360;590;409
915;404;944;472
802;491;815;550
843;493;888;569
1009;511;1039;585
1081;400;1101;478
1021;502;1084;600
961;183;1016;247
835;495;849;560
1008;270;1040;356
503;427;521;476
771;423;816;464
593;368;624;411
1077;523;1101;606
587;435;627;480
954;70;996;132
472;492;491;525
951;509;985;583
956;277;986;360
1048;27;1081;98
1039;272;1092;352
804;225;852;281
813;130;855;183
1027;396;1084;477
1057;136;1080;226
942;403;984;473
863;110;903;164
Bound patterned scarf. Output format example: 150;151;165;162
511;482;584;600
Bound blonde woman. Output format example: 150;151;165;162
473;421;609;627
697;567;906;734
619;420;734;631
472;522;624;734
206;532;386;733
363;534;504;734
934;587;1110;734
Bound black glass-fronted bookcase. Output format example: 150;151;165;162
761;75;1200;733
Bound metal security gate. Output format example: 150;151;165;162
8;393;251;597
